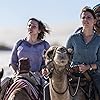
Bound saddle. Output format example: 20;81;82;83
0;77;13;100
69;71;91;87
1;72;44;100
68;70;100;100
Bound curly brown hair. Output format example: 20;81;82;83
28;18;50;40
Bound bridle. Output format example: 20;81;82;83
68;73;81;97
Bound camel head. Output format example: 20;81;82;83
45;46;71;70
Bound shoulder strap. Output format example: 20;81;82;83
75;27;83;33
43;40;50;50
43;40;47;49
16;39;24;49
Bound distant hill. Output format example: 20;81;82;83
0;45;12;51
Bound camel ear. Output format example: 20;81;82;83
45;46;57;60
67;48;73;63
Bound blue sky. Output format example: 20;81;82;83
0;0;99;46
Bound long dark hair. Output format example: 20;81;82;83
28;18;50;40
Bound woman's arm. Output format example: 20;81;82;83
9;41;19;74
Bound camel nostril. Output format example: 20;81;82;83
61;60;65;63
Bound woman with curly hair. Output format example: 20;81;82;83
9;18;50;74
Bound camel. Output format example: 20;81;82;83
44;46;71;100
0;58;43;100
44;46;99;100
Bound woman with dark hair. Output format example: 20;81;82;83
66;6;100;97
9;18;50;74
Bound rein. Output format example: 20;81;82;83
79;81;93;99
68;72;94;99
68;73;81;97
